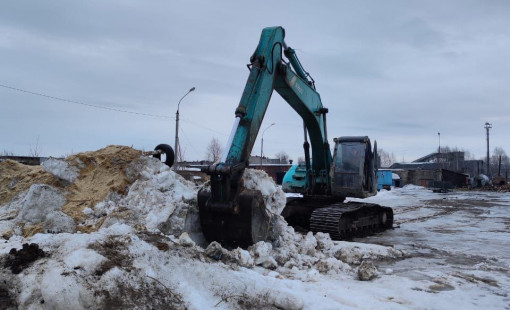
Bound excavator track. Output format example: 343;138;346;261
282;198;393;240
309;202;393;240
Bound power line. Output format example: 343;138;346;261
1;83;240;144
0;83;172;119
179;126;200;156
179;116;229;136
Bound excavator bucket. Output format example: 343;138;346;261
198;189;270;249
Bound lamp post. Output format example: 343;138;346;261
174;87;195;170
260;123;276;167
485;122;492;177
438;132;440;154
437;132;441;163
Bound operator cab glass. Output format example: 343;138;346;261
335;142;364;173
331;139;373;198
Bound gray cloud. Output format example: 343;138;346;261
1;0;510;163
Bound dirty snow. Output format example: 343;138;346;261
1;147;509;309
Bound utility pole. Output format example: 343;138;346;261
174;87;195;170
484;122;492;177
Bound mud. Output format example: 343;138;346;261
0;286;17;310
4;243;46;274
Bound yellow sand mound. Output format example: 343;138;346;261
63;145;142;223
1;145;143;236
0;160;59;206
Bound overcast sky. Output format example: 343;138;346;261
1;1;509;163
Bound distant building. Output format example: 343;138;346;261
410;152;484;176
249;155;292;184
389;151;476;188
185;156;292;185
249;155;286;165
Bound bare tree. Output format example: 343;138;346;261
29;136;42;157
490;147;509;176
275;151;290;164
440;145;452;153
178;147;186;163
206;137;223;163
378;148;396;168
464;150;476;160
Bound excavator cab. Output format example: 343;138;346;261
330;136;377;199
282;136;378;199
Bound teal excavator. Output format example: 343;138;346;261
197;26;393;248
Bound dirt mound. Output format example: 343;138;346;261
486;183;510;192
461;183;510;193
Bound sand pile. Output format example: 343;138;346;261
0;160;59;207
0;146;147;238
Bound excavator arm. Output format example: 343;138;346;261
199;26;331;247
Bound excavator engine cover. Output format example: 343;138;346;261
198;189;270;248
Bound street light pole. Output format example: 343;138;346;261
174;87;195;170
485;122;492;177
438;132;440;154
437;132;441;163
260;123;276;167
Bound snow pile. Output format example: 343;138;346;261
41;158;79;183
0;183;69;238
0;146;408;309
357;260;378;281
330;241;407;265
243;169;287;215
82;155;197;236
17;185;66;222
0;159;59;209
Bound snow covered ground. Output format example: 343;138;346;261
1;148;509;309
349;187;510;309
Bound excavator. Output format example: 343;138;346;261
197;26;393;248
